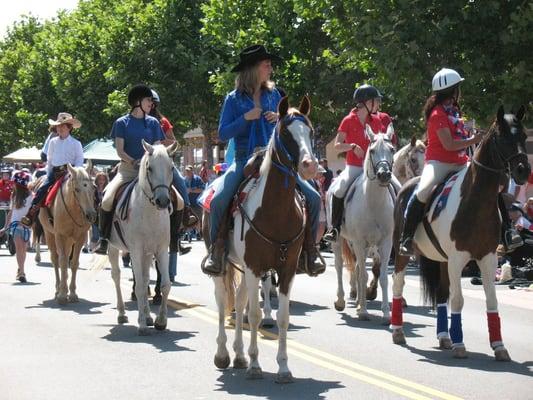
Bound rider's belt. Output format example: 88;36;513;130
52;165;67;173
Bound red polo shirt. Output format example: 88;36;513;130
338;110;385;167
425;105;468;165
0;179;13;202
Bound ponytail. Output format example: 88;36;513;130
422;85;461;122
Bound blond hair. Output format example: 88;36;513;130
235;63;275;95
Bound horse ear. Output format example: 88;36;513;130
385;123;395;142
298;95;311;116
278;96;289;118
516;105;526;121
365;124;376;142
142;139;154;155
67;163;76;175
497;105;505;123
166;141;178;157
85;159;93;175
410;135;417;148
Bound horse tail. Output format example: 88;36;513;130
419;255;441;308
342;239;355;272
224;263;241;317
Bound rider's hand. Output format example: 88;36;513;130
264;111;278;123
352;144;364;159
244;107;262;121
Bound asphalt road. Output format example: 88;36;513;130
1;240;532;400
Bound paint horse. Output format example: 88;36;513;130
107;141;178;334
393;136;426;185
391;106;530;360
213;96;318;383
333;124;396;322
38;163;97;304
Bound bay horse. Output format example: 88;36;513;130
106;140;178;335
38;163;97;304
390;105;530;360
393;135;426;185
213;96;318;383
332;124;396;322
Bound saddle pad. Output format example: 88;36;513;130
429;172;461;222
44;176;66;207
116;179;138;220
231;177;258;216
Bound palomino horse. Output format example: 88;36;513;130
393;136;426;185
391;106;530;360
213;96;318;383
332;124;396;322
107;140;178;334
38;163;97;304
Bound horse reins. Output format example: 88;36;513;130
59;175;92;228
366;138;394;184
141;160;172;208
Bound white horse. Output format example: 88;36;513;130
333;124;396;322
107;140;177;335
213;96;318;383
393;136;426;185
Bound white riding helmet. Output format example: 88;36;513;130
432;68;464;92
151;89;160;103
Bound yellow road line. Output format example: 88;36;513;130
166;295;463;400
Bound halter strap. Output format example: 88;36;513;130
271;121;298;188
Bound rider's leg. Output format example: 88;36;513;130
203;161;245;275
297;177;326;276
172;166;198;228
94;162;137;255
21;172;56;226
498;194;523;251
324;166;362;242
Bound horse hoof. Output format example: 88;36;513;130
349;289;357;299
68;294;79;303
452;347;468;359
275;371;294;384
154;322;166;331
392;330;406;345
233;357;248;369
117;315;128;324
495;348;511;362
138;327;151;336
381;316;391;326
358;313;370;321
57;296;68;305
245;366;263;380
439;337;453;350
214;354;231;369
146;317;154;326
334;301;345;312
261;317;275;328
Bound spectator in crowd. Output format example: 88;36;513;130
185;165;205;239
199;160;213;183
0;171;33;282
319;158;334;191
0;167;14;204
88;172;109;252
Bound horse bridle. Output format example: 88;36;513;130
366;138;394;183
270;116;305;188
142;160;172;207
60;175;96;228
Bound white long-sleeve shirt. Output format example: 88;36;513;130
46;135;84;174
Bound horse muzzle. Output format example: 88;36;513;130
376;168;392;186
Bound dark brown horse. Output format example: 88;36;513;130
212;96;318;383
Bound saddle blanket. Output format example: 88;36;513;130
231;178;258;216
44;176;67;207
430;172;460;222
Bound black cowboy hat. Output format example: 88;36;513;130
231;44;283;73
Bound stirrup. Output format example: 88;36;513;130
93;239;109;255
201;253;224;276
504;230;523;251
398;237;415;257
323;228;339;242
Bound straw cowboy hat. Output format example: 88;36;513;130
48;112;82;129
231;44;282;73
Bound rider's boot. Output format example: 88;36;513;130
398;195;426;256
499;200;523;251
323;195;344;242
182;206;198;229
299;220;326;276
93;209;114;255
169;209;181;254
21;204;41;227
202;238;225;276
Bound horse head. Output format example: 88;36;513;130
66;162;97;224
140;140;177;210
406;136;426;178
364;123;396;186
493;105;530;185
276;96;318;180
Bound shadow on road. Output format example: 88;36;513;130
337;312;428;338
26;298;108;315
404;344;533;377
101;324;197;353
214;369;344;399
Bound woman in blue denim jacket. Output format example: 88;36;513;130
203;44;325;276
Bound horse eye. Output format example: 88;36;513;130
147;166;152;172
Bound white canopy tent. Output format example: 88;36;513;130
1;147;42;163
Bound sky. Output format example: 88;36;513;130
0;0;79;37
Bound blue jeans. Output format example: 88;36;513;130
209;160;320;244
172;167;190;207
32;172;55;205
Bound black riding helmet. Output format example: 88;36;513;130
353;84;383;104
128;84;153;108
